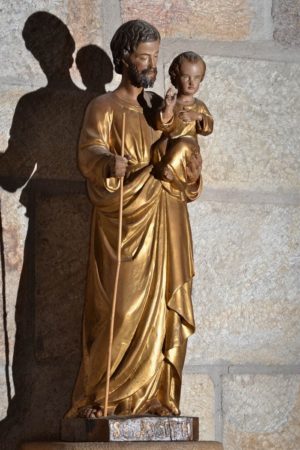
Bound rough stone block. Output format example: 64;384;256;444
0;189;27;274
22;361;83;440
0;358;83;449
0;189;27;363
0;364;9;421
0;3;41;85
164;56;300;192
0;3;104;87
121;0;272;41
0;88;28;152
66;0;104;49
21;442;224;450
0;87;94;183
273;0;300;47
0;305;15;421
186;200;300;365
34;194;91;360
222;374;300;450
0;188;26;421
181;374;215;441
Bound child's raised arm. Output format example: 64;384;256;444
161;87;177;124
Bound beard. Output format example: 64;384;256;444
128;61;157;88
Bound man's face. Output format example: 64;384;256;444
127;40;160;88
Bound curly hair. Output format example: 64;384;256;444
169;52;206;87
110;20;160;74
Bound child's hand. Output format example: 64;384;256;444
161;87;177;123
186;152;202;184
178;109;203;123
164;87;177;109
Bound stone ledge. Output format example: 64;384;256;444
161;40;300;64
21;442;223;450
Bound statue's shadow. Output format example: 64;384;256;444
0;11;113;449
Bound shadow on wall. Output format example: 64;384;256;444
0;11;113;450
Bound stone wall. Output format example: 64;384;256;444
0;1;299;449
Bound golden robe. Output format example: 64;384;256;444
67;91;201;417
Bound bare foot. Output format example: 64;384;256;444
147;400;177;416
78;405;103;419
153;405;173;416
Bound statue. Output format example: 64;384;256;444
66;20;212;420
152;51;213;192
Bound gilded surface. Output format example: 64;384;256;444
152;99;213;193
158;99;213;140
67;91;201;416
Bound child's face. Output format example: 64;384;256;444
176;59;205;96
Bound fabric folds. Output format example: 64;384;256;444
67;92;200;417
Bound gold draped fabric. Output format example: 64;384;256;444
158;98;214;140
67;91;202;417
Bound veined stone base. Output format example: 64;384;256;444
61;417;199;442
21;442;224;450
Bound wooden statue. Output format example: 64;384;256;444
152;51;213;193
66;20;213;420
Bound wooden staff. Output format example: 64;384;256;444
104;112;126;417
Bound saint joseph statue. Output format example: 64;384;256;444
66;20;209;419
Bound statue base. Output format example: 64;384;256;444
61;416;199;442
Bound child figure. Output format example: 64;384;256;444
152;51;213;193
